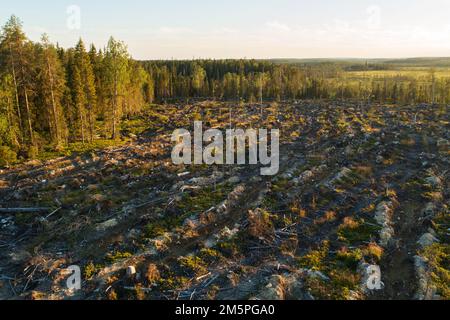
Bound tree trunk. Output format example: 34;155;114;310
260;80;263;105
47;57;60;145
9;43;23;144
431;77;436;104
112;75;118;140
88;105;94;143
80;107;85;143
23;87;34;146
18;45;34;146
5;96;18;146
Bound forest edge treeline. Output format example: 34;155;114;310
0;15;448;166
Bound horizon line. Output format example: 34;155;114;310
134;56;450;61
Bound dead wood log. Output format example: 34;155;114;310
0;207;52;214
123;286;153;293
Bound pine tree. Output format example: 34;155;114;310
0;15;35;148
38;34;67;148
0;74;19;149
72;39;97;143
191;63;206;96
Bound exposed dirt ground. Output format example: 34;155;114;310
0;101;448;300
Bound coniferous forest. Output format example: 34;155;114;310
1;16;449;165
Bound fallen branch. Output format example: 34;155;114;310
202;274;219;289
275;230;298;237
44;207;62;220
0;207;52;214
123;286;153;293
248;246;275;250
196;272;211;282
8;279;17;296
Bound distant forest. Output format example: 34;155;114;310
0;16;448;164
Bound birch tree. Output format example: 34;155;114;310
104;37;129;139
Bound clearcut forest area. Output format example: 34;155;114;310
0;16;449;300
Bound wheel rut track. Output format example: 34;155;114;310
370;132;441;300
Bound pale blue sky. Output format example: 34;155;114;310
1;0;450;59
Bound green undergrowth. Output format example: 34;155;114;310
143;184;234;239
420;244;450;299
337;217;381;244
298;241;362;300
38;139;128;161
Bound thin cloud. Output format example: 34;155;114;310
158;26;193;34
266;20;291;32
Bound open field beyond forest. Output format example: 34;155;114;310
0;100;448;300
